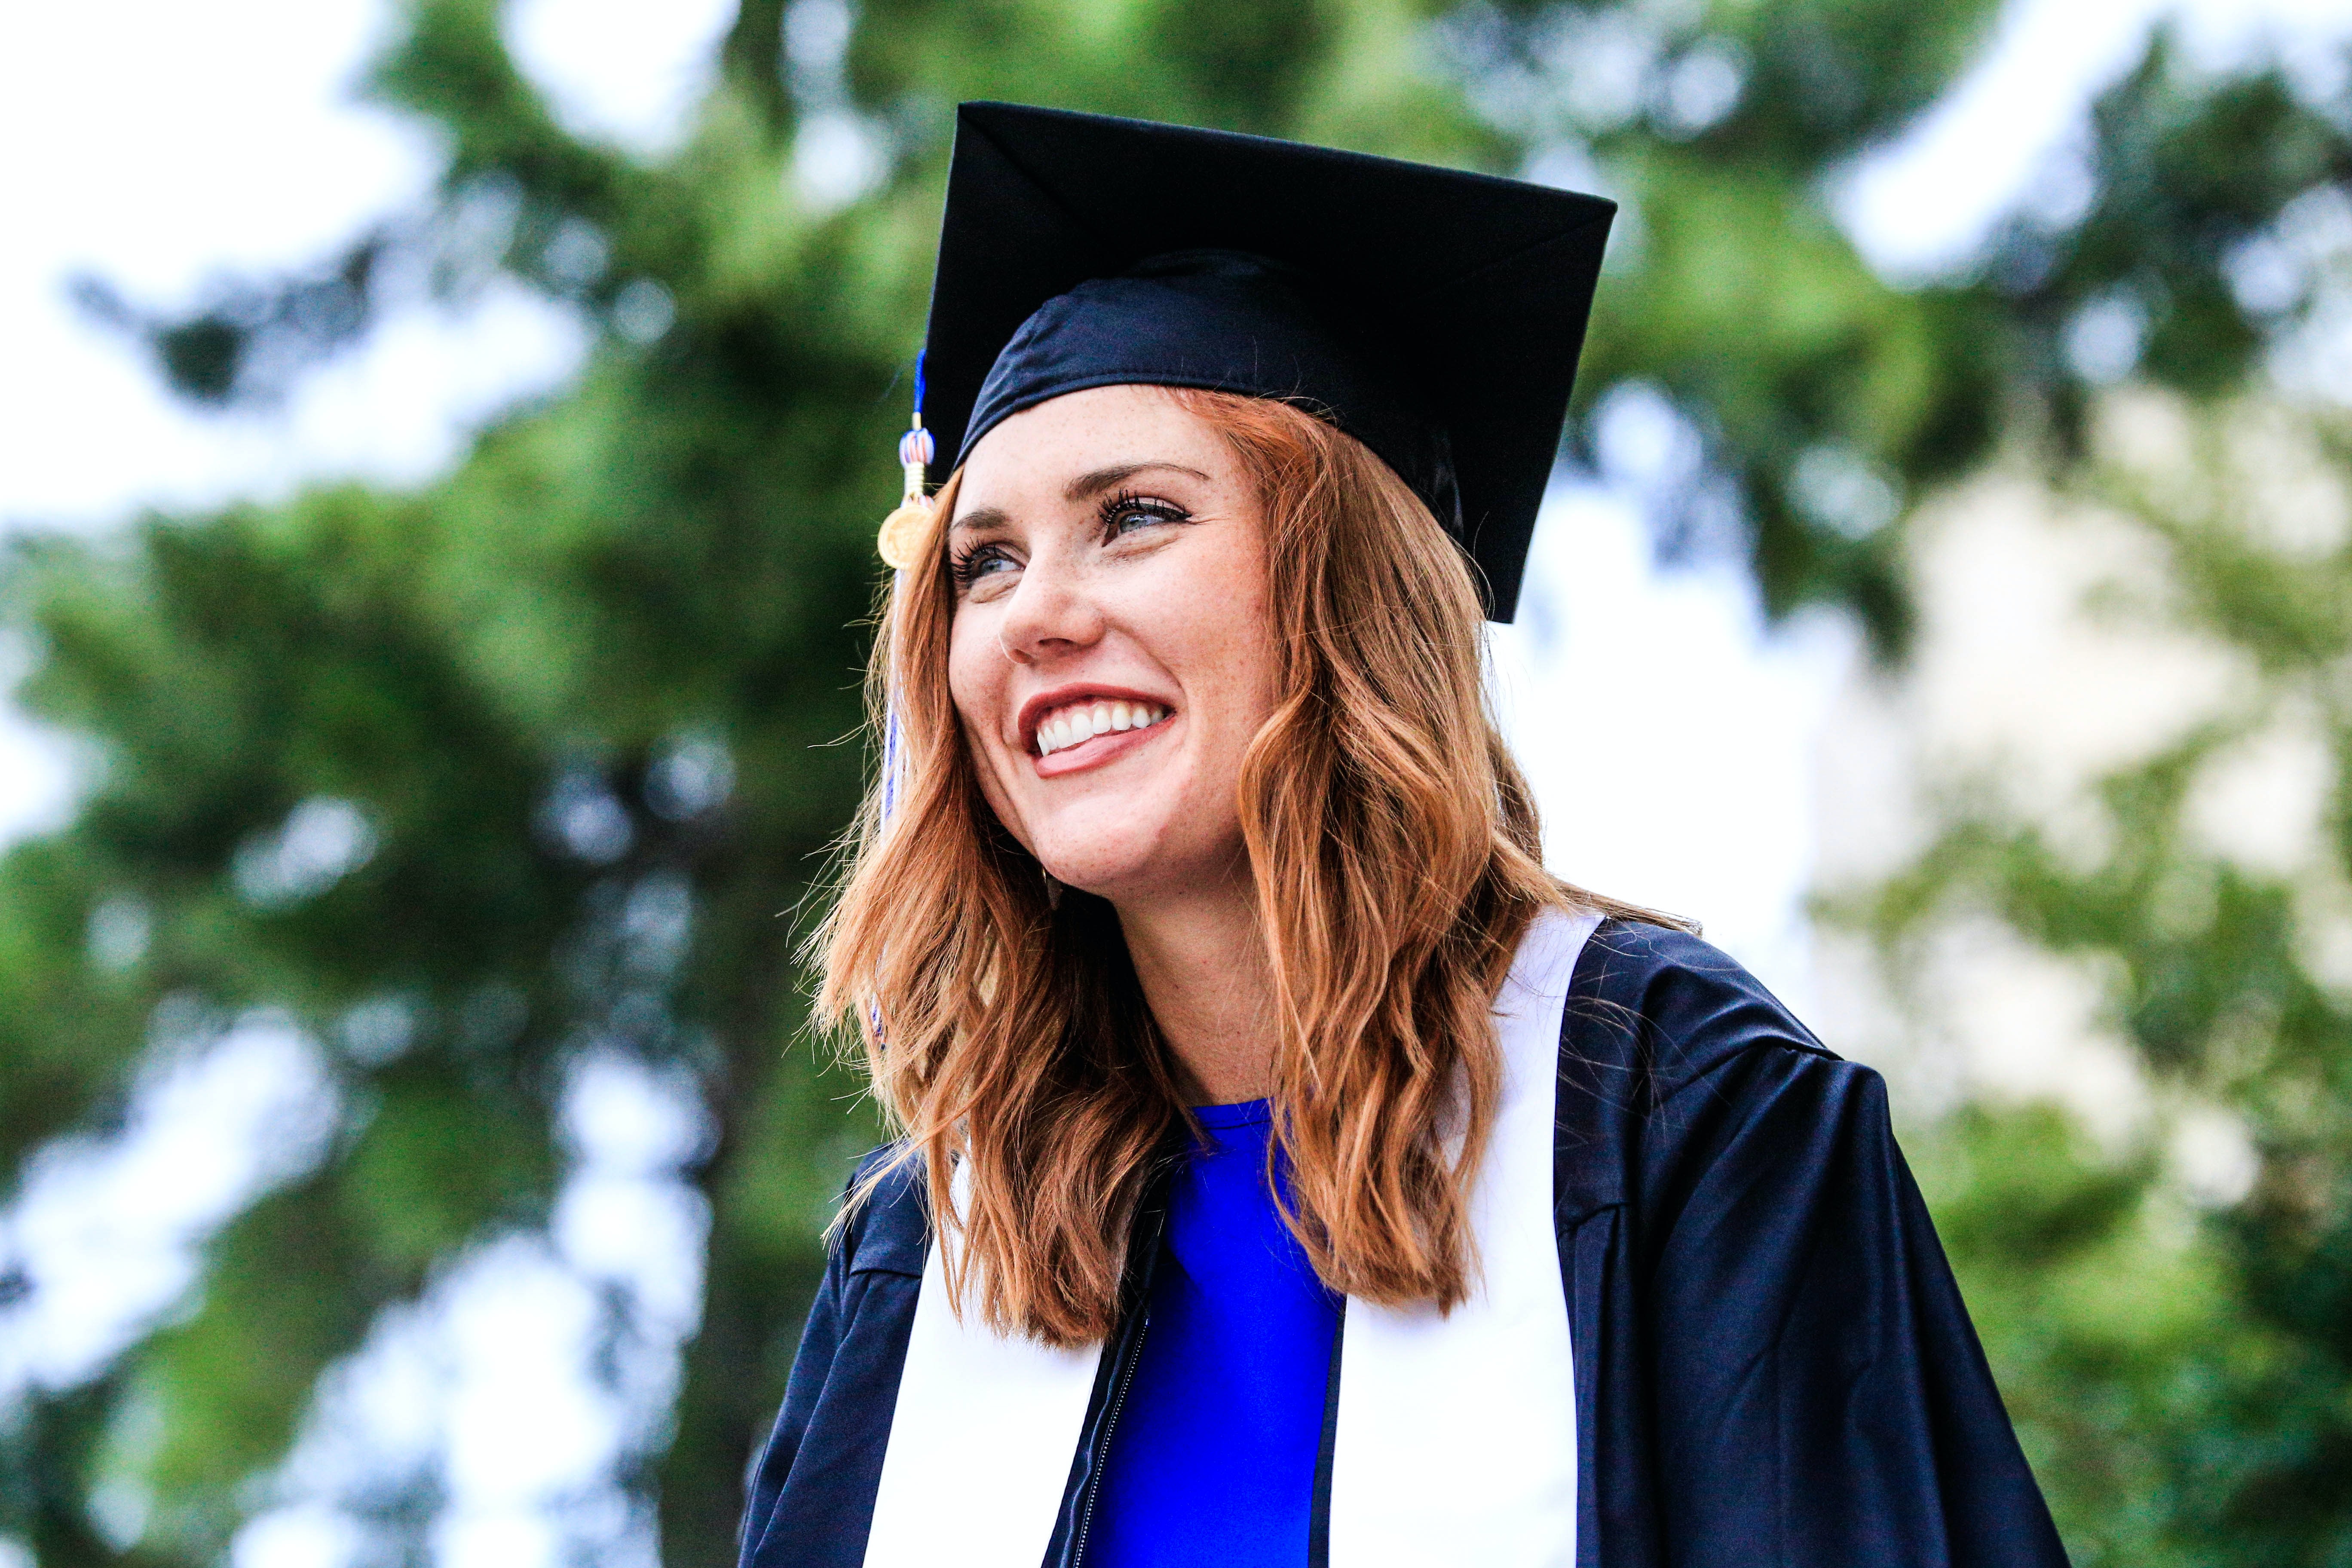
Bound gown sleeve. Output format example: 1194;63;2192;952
738;1152;928;1568
1642;1047;2066;1564
1568;922;2068;1566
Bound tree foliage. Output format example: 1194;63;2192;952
4;0;2350;1562
1839;392;2352;1566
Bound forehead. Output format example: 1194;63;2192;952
954;385;1235;508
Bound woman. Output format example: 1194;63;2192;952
740;103;2067;1568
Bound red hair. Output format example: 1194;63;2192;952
818;390;1652;1345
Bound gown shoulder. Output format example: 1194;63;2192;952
839;1145;931;1277
1565;915;1838;1098
1558;918;2070;1566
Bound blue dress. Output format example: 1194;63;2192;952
1082;1099;1342;1567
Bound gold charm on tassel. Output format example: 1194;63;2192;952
878;417;937;570
876;500;931;570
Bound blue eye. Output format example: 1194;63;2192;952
950;543;1017;586
1100;491;1190;537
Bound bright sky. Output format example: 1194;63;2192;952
6;0;2351;895
1836;0;2352;282
7;0;2347;926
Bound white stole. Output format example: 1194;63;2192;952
864;907;1598;1567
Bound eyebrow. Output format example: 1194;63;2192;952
1063;461;1209;502
951;505;1012;536
948;460;1213;534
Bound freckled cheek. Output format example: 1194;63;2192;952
1152;600;1277;750
946;629;1020;804
945;619;997;737
962;726;1032;849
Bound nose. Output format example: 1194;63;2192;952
996;554;1105;665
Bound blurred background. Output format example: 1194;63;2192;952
5;0;2352;1562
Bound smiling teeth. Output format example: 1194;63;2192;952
1036;700;1170;756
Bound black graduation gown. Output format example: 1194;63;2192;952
738;919;2070;1567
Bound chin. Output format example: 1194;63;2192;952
1034;840;1170;901
1030;816;1229;904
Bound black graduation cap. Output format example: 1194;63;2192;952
913;101;1615;622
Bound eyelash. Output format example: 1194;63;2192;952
1099;490;1190;536
949;542;1012;588
948;492;1193;588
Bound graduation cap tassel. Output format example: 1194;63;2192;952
875;354;930;832
869;357;931;1047
877;354;937;571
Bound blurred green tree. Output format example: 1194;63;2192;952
1837;386;2352;1567
3;0;2348;1563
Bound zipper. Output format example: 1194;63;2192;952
1067;1309;1151;1568
1308;1303;1344;1568
1047;1158;1174;1568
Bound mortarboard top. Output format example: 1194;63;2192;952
913;102;1615;623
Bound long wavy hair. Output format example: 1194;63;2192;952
818;388;1654;1347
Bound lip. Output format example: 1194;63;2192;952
1014;683;1179;777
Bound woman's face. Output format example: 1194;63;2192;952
946;385;1277;906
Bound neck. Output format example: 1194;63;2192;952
1112;863;1277;1105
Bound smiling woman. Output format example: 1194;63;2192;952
742;104;2067;1568
846;378;1606;1339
